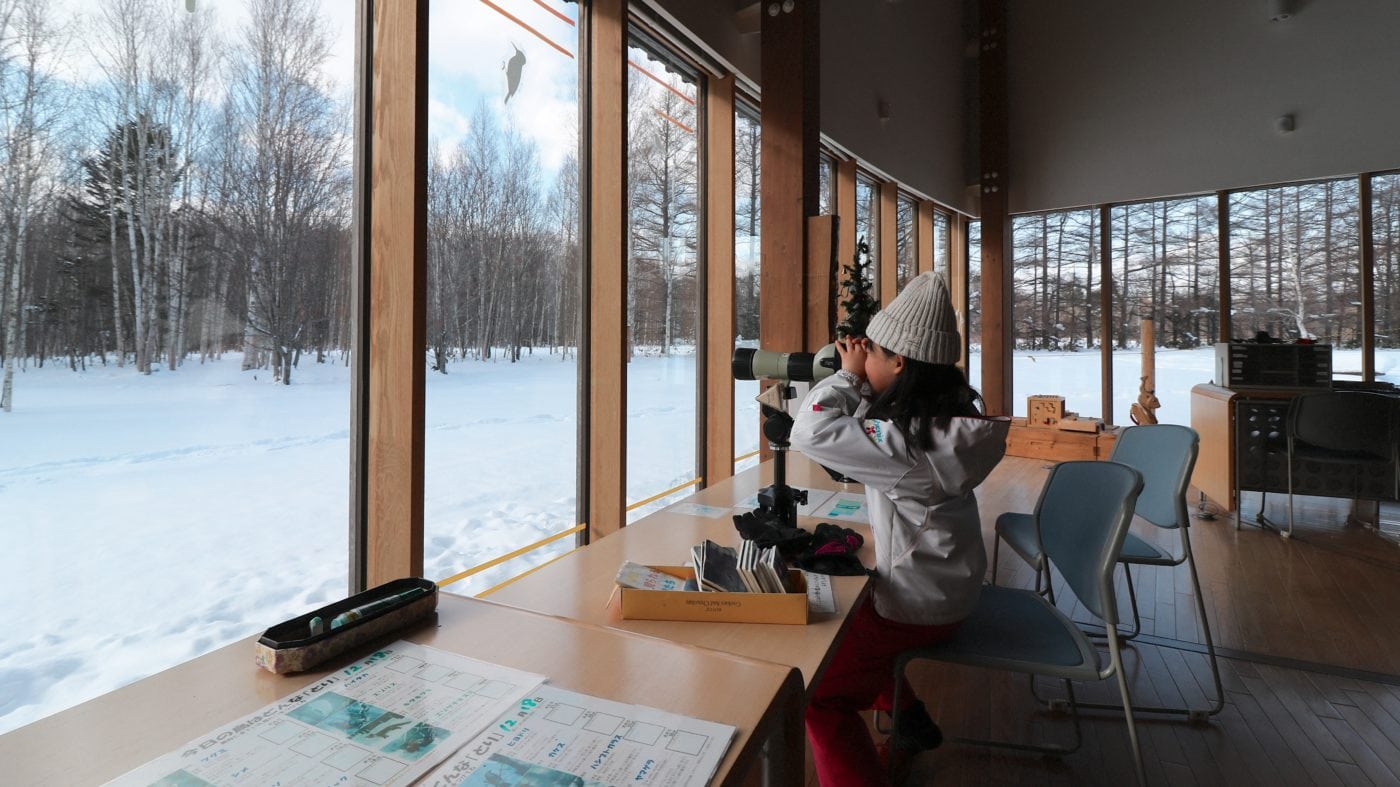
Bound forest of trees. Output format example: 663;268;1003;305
4;0;1398;416
0;0;351;411
1009;178;1400;354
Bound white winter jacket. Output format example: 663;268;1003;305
790;373;1011;626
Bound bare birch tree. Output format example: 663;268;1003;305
0;0;64;411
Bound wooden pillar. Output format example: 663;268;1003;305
759;0;819;355
977;0;1011;415
879;181;898;304
1217;190;1231;343
916;200;935;275
366;0;427;585
585;0;627;539
1360;174;1376;382
704;75;736;487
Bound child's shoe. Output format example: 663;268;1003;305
890;700;943;752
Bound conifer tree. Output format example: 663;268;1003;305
836;235;878;338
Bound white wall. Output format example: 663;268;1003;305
648;0;970;211
820;0;968;210
1009;0;1400;213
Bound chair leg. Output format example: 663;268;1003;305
1072;533;1225;719
1285;453;1295;539
990;534;1001;586
1106;627;1147;787
1121;564;1142;640
1080;564;1142;641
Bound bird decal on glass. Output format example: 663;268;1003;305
503;43;526;104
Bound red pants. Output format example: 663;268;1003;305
806;597;961;787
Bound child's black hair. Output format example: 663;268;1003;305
864;344;983;451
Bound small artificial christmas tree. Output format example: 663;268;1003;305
836;235;878;339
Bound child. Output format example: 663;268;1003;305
791;271;1010;786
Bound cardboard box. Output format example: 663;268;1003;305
618;566;809;625
1027;395;1066;429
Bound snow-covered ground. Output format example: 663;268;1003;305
4;344;1396;735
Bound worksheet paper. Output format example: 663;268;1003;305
105;641;545;787
663;502;732;519
812;492;870;524
424;685;735;787
735;487;836;517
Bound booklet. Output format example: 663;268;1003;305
105;642;546;787
424;685;735;787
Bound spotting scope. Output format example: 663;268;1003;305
731;343;839;382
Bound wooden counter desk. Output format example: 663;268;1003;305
0;595;804;787
487;453;873;698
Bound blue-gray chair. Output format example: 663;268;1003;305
991;424;1224;720
891;461;1146;786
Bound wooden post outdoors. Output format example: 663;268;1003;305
1131;317;1160;425
366;0;428;585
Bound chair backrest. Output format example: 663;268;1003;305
1288;391;1397;459
1108;424;1200;530
1035;460;1143;626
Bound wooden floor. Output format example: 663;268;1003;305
803;455;1400;786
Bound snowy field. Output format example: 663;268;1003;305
4;344;1396;735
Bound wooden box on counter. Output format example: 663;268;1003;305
1006;418;1121;461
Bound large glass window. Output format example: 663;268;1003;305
1229;179;1362;378
734;102;760;472
933;209;951;279
1010;210;1102;418
424;0;581;594
1;0;356;734
1109;196;1219;426
1374;173;1400;376
895;193;916;290
855;173;878;296
625;33;701;522
818;152;834;217
967;220;982;392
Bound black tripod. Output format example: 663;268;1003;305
751;389;806;530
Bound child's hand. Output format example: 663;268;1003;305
835;337;868;380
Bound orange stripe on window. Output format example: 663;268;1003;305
654;108;694;135
478;0;574;59
531;0;575;27
628;59;696;106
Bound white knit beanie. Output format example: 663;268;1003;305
864;271;960;365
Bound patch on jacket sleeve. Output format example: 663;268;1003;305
862;419;886;444
811;403;823;412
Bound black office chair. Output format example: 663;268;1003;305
1285;391;1400;538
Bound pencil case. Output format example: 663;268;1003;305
254;577;438;674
